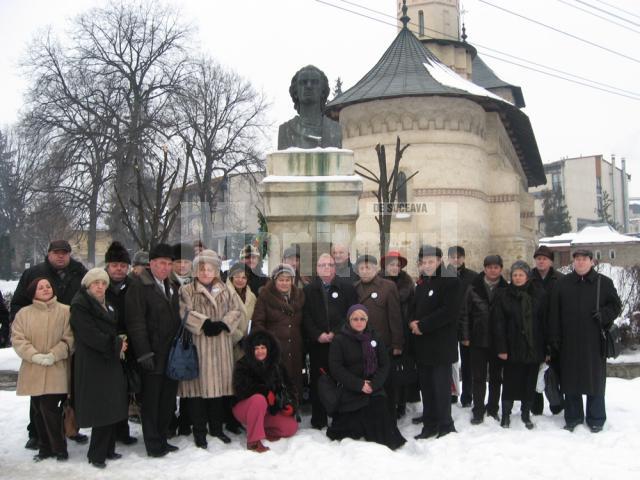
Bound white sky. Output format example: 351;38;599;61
1;0;639;195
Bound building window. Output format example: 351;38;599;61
596;177;603;214
551;172;562;192
609;249;616;260
595;250;602;260
419;11;425;36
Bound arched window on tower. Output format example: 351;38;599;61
419;10;425;37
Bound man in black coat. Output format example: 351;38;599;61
459;254;508;424
548;249;621;433
303;253;357;429
530;245;564;415
104;241;138;445
125;243;181;457
446;245;478;407
10;239;88;449
410;245;460;439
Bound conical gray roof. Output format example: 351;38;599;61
326;25;545;187
472;54;525;108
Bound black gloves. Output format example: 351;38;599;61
202;319;230;337
138;355;155;371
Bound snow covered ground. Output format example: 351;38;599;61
0;378;639;479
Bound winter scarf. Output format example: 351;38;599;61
344;327;378;377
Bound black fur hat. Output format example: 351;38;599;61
173;243;195;261
105;241;131;265
244;329;281;365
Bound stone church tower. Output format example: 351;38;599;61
326;1;546;272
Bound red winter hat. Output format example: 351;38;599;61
381;250;407;269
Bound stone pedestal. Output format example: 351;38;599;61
260;148;362;273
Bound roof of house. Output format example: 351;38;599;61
540;223;640;247
471;54;525;108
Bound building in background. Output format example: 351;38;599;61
532;154;631;234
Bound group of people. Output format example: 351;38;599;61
3;237;622;465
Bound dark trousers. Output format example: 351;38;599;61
188;397;224;438
309;344;330;428
115;417;131;441
470;346;503;417
31;394;67;455
88;424;117;463
418;364;454;433
564;394;606;428
140;373;178;455
27;398;38;440
459;343;472;405
501;399;532;418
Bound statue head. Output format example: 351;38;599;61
288;65;330;113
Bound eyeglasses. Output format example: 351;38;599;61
350;316;368;321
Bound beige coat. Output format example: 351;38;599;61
12;297;74;396
225;278;256;361
178;279;244;398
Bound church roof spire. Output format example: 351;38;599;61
400;0;410;29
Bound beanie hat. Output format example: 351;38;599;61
228;262;248;279
270;263;296;280
355;254;378;266
510;260;531;278
149;243;174;261
483;254;504;268
418;245;442;259
448;245;466;257
132;250;149;266
533;245;554;261
173;243;195;261
283;245;300;259
192;249;222;271
81;267;110;288
105;241;131;264
347;304;369;319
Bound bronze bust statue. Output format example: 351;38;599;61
278;65;343;150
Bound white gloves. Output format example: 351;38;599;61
31;353;55;366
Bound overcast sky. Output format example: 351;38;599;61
1;0;639;196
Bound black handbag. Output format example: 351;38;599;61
544;364;563;409
596;275;621;359
391;354;418;387
317;369;342;416
166;312;199;381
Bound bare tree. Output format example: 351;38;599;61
116;142;189;250
174;56;268;246
356;136;417;260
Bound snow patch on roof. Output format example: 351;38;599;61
540;224;639;246
423;61;512;105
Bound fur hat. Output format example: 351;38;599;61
132;250;149;266
355;254;378;266
244;329;281;365
510;260;531;278
240;244;261;259
81;267;110;288
149;243;174;261
270;263;295;280
418;245;442;259
105;241;131;264
447;245;466;257
193;249;221;270
533;245;554;261
173;243;195;261
484;255;504;268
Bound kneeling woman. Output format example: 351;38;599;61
232;330;298;453
71;269;128;468
326;305;406;450
493;261;548;429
